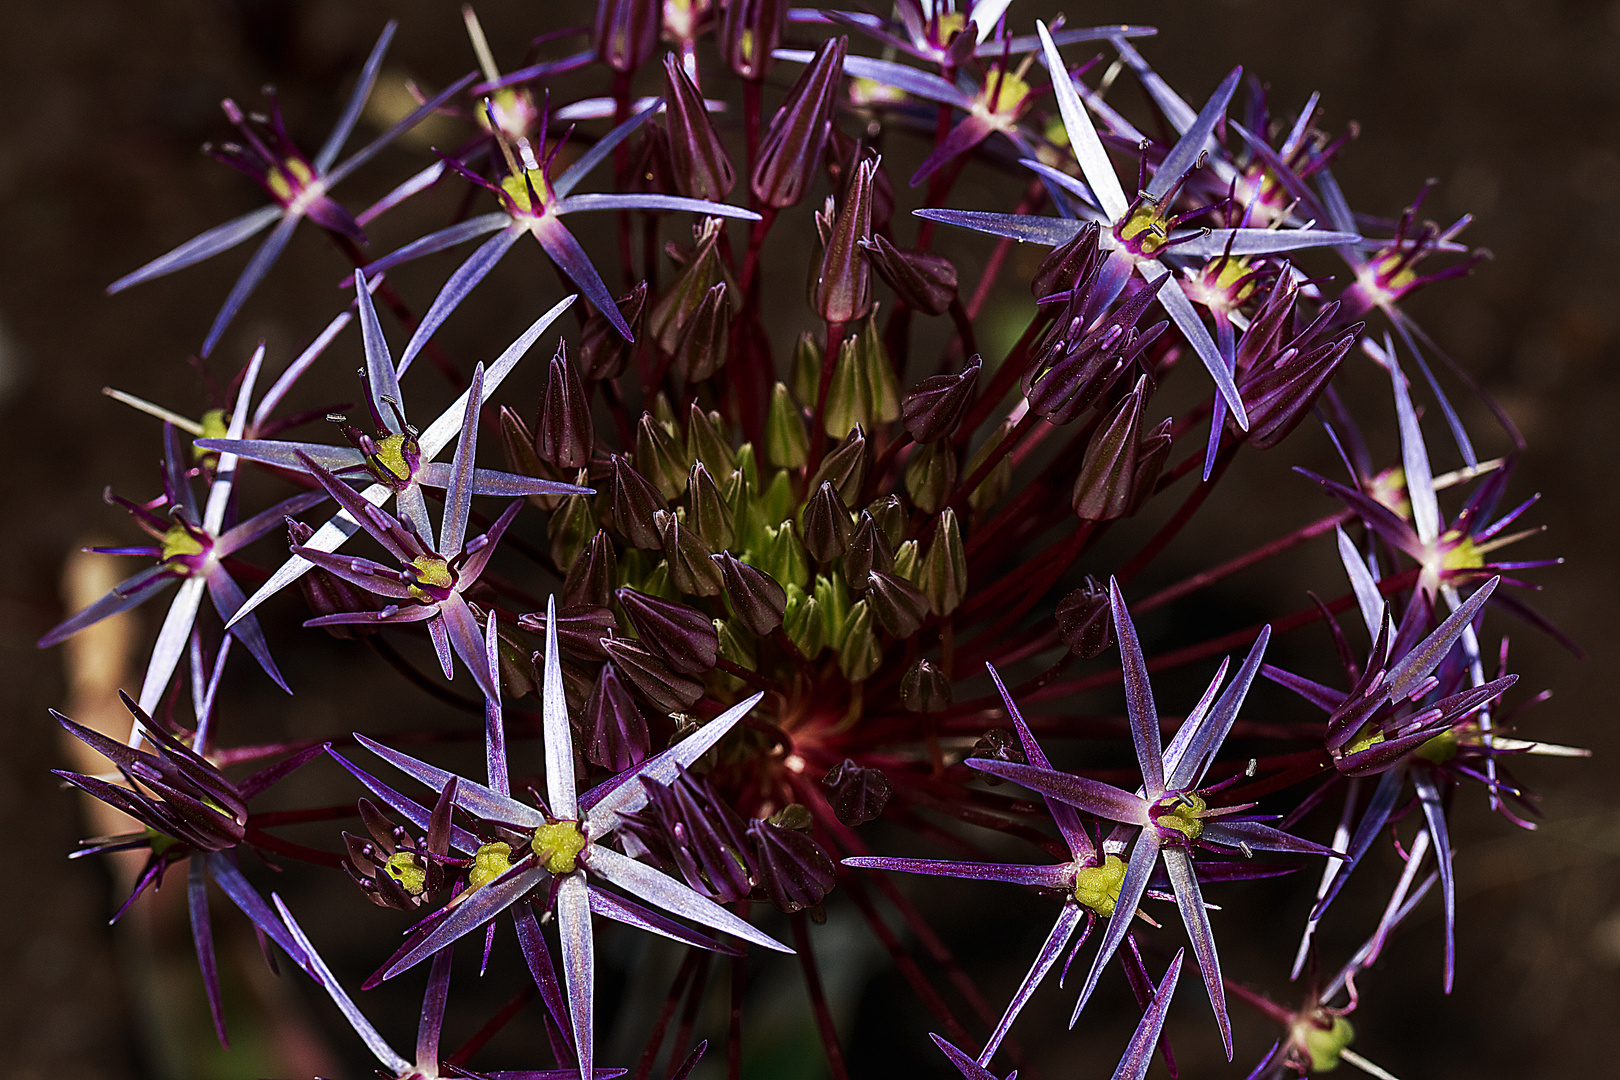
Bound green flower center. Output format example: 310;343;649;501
1440;531;1483;572
1116;200;1173;255
500;168;552;215
409;555;455;601
383;850;426;895
1297;1014;1355;1072
369;432;414;483
468;841;514;890
1154;793;1207;842
266;157;316;203
1072;854;1127;916
160;524;206;566
532;820;588;875
1415;728;1460;765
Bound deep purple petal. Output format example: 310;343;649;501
982;903;1086;1064
383;860;547;979
1071;833;1160;1027
967;759;1147;824
587;883;741;955
1109;578;1165;793
1111;949;1184;1080
1162;847;1231;1057
842;856;1070;889
189;858;228;1046
986;664;1093;860
353;733;544;828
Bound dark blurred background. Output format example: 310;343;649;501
2;1;1616;1078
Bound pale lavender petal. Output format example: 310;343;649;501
556;873;596;1080
163;422;200;523
1162;846;1231;1057
313;21;397;173
1151;268;1249;429
982;903;1085;1064
1001;25;1156;54
1336;526;1385;641
1201;819;1338;858
552;97;662;198
357;160;447;228
442;594;496;699
353;732;545;827
930;1034;1002;1080
968;759;1148;824
471;49;595;95
306;606;438;629
912;208;1084;246
439;363;484;558
1147;66;1240;200
37;566;176;647
254;285;372;425
415;462;593;498
205;851;307;964
215;490;328;555
1071;832;1160;1027
297;454;412;561
1107;34;1195;130
272;894;410;1073
354;273;404;427
325;71;479;187
534;218;628;339
1413;770;1455;991
396;483;433;545
582;692;765;833
1037;21;1127;219
135;576;208;721
1018;157;1101;206
1167;625;1271;791
1108;578;1165;794
512;903;578;1062
107;204;282;293
328;749;481;853
1161;656;1231;788
398;225;523;375
192;634;232;751
539;595;578;820
364;212;508;276
986;664;1092;860
201;212;300;358
1111;949;1184;1080
189;858;228;1046
415;946;453;1069
1170;227;1361;258
1385;578;1498;703
1376;336;1441;545
202;341;267;532
842;856;1070;889
485;611;509;796
1292;780;1358;980
383;861;547;979
835;52;969;106
206;569;288;693
911;114;995;188
558;193;760;220
1314;166;1359;240
195;438;363;477
587;884;740;955
587;845;793;953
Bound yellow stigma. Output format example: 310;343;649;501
1344;724;1387;757
1155;793;1207;842
468;841;514;890
1072;854;1127;916
370;432;412;481
1368;247;1419;294
160;524;206;565
266;157;315;202
981;68;1032;117
1118;201;1172;255
1440;531;1483;572
933;11;968;41
533;820;588;874
384;851;427;895
500;168;550;214
409;555;455;600
192;409;230;463
1298;1014;1355;1072
1205;255;1258;305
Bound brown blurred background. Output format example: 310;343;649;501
1;1;1615;1078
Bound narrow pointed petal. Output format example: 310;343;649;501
587;845;793;953
204;851;307;964
1201;819;1339;858
913;208;1083;246
540;595;578;820
485;612;509;796
1414;770;1456;991
415;946;453;1070
328;749;482;853
535;219;630;340
931;1034;1003;1080
1166;625;1271;790
1385;578;1498;702
205;570;288;693
986;664;1092;860
313;21;396;172
353;733;545;827
1151;267;1249;429
355;274;404;425
1109;578;1165;793
1147;66;1241;201
1313;766;1405;921
195;438;364;475
324;71;479;187
109;204;284;293
1382;340;1442;544
364;213;509;276
981;904;1086;1065
581;691;764;832
553;97;662;197
136;576;208;720
587;884;740;955
1072;833;1160;1026
201;212;299;358
1170;227;1361;257
557;193;760;219
1336;526;1386;641
967;759;1147;824
439;363;485;558
556;873;595;1080
1111;950;1184;1080
1162;847;1230;1056
398;225;523;374
273;895;411;1073
189;859;228;1047
37;568;176;647
441;594;496;699
1037;21;1127;220
841;856;1071;889
384;860;548;979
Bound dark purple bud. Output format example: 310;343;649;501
971;728;1028;780
827;130;894;227
516;605;617;662
537;341;594;470
752;36;846;209
657;509;725;596
749;818;836;913
860;234;957;316
584;661;651;771
672;282;731;384
686;403;736;474
1128;417;1173;514
611;454;669;549
865;494;905;549
823;758;892;826
844;511;893;590
601;635;704;712
637;413;691;500
802;481;854;562
617;587;719;675
713;551;787;635
1240;314;1361;450
902;354;980;443
563;530;618;609
811;155;877;323
805;424;869;507
1024;281;1160;425
1056;577;1115;658
593;0;659;73
687;462;735;549
1032;221;1105;301
644;771;757;901
649;218;726;351
579;282;647;381
717;0;787;80
865;569;927;638
663;54;735;200
1072;377;1150;521
497;406;571;510
900;658;951;713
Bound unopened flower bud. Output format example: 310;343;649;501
749;818;836;913
611;454;670;549
715;618;757;672
860;234;957;316
821;312;900;437
656;509;724;596
905;439;957;513
837;601;883;681
921;507;967;616
717;0;787;80
687;462;735;549
811;155;878;323
562;530;618;608
637;413;691;500
757;520;810;590
663;54;735;200
617;587;719;674
1032;221;1105;301
686;403;736;474
672;282;731;384
584;661;650;770
766;383;810;469
713;551;787;635
592;0;658;73
1072;377;1151;521
579;282;647;380
802;481;854;562
902;354;980;443
865;569;927;637
650;218;726;352
806;424;869;506
844;510;893;590
600;635;704;712
823;758;891;825
901;658;951;713
537;341;594;469
781;583;825;657
752;36;846;208
548;493;596;570
790;331;821;405
1056;577;1115;658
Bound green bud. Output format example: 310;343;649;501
686;403;736;475
637;412;690;501
813;570;852;646
715;618;758;671
687;462;736;549
892;538;920;582
865;494;906;549
822;314;899;437
901;658;951;713
548;493;595;571
964;420;1014;513
758;520;810;589
498;406;571;510
838;601;882;681
806;425;869;507
856;309;900;424
922;507;967;615
649;217;725;352
781;584;826;657
757;468;797;528
657;510;723;596
1300;1015;1355;1073
766;383;809;469
791;331;822;405
905;439;957;514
